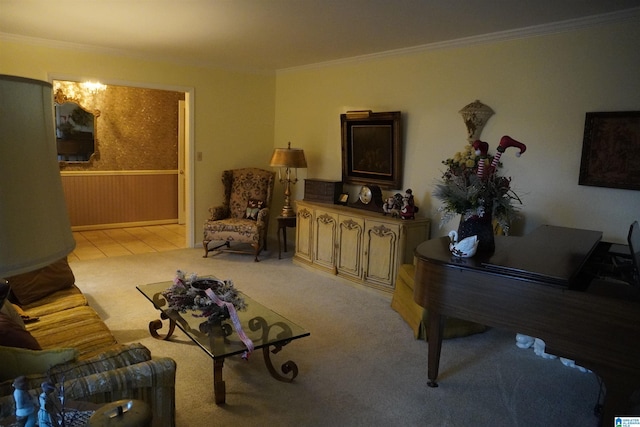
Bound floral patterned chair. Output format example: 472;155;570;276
203;168;275;262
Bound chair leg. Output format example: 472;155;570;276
203;240;210;258
253;243;260;262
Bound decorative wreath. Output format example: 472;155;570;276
162;270;254;358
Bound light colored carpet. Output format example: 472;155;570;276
69;247;601;427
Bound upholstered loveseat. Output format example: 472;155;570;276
0;258;176;426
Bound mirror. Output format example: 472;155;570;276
54;90;100;163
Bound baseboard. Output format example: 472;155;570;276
71;219;179;231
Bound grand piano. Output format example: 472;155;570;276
413;225;640;424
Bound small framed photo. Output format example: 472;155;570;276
337;193;349;205
579;111;640;191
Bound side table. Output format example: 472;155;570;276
87;399;151;427
276;215;296;259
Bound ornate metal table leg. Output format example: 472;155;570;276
249;316;302;382
213;358;226;405
262;343;299;382
149;312;176;340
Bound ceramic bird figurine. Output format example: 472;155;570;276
448;230;479;258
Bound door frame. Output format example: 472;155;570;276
48;73;196;248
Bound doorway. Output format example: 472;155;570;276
49;75;195;249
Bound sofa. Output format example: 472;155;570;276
0;258;176;426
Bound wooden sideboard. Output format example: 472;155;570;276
293;200;430;292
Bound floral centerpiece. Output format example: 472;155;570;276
162;270;247;324
434;135;526;252
162;270;254;358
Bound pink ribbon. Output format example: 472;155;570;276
204;288;255;359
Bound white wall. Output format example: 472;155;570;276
0;40;276;246
274;17;640;242
3;16;639;245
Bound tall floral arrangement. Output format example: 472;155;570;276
434;135;526;234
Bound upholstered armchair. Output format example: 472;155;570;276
203;168;275;262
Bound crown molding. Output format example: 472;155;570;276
1;7;638;74
277;7;640;74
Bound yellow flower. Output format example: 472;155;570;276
465;159;476;168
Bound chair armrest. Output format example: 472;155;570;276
0;356;176;427
256;207;270;224
208;205;229;221
62;357;176;427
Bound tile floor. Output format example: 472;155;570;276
68;224;186;262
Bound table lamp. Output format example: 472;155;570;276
0;75;76;282
269;142;307;217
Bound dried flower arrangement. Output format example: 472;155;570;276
434;135;527;234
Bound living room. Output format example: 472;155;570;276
1;3;639;426
1;8;638;245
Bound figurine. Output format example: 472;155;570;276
383;193;403;217
400;189;419;220
448;230;479;258
515;333;534;349
13;376;36;427
516;334;590;373
38;382;56;427
533;338;557;360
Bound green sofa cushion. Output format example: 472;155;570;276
0;345;77;382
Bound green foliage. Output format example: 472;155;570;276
434;143;522;232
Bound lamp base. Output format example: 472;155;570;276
280;206;296;217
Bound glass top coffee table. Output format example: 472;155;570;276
137;280;310;404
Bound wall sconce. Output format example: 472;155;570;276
0;75;76;280
270;142;307;217
459;100;494;143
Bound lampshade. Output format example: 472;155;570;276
269;143;307;169
0;75;76;278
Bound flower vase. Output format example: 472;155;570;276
458;214;495;254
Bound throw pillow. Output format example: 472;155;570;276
0;312;40;350
0;345;77;382
243;199;265;220
6;258;75;306
0;302;26;329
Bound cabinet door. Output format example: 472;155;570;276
313;210;338;270
363;221;400;288
295;207;314;262
336;215;364;279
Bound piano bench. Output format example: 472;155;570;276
391;263;488;340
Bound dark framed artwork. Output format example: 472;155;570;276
341;111;402;189
579;111;640;191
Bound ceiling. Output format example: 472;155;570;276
1;1;639;72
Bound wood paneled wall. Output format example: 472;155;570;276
61;171;178;228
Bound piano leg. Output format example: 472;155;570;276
427;310;445;388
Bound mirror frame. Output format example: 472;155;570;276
54;88;101;164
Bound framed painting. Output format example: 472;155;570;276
579;111;640;191
341;111;402;190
